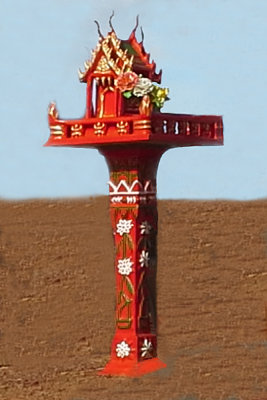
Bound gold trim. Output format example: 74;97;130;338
71;124;83;137
50;125;63;133
139;95;152;116
93;122;106;136
96;55;110;73
98;86;115;118
50;125;64;139
116;121;129;135
79;31;133;81
48;102;58;119
133;120;151;130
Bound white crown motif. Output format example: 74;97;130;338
108;179;155;196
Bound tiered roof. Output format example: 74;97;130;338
78;21;162;83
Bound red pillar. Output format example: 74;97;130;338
98;145;167;376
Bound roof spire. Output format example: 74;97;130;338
133;15;139;34
94;20;104;39
140;26;144;44
128;15;139;40
109;10;115;32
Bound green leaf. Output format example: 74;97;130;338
123;91;132;99
118;291;123;303
126;234;133;250
126;277;134;295
116;240;123;255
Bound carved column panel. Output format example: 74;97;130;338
98;145;167;376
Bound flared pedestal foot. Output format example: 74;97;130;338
98;357;166;377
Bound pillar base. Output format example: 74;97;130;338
98;357;166;377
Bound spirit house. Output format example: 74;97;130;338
46;17;223;376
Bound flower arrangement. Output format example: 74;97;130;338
115;71;169;109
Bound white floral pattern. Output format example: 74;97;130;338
117;258;133;275
140;338;153;358
116;219;134;236
139;250;150;267
140;221;152;235
116;341;131;358
133;77;154;97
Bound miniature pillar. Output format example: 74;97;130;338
98;145;167;376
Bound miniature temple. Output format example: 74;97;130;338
45;17;223;377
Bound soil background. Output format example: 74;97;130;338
0;197;267;400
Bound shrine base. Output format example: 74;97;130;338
98;357;166;377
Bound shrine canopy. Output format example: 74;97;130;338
45;21;223;148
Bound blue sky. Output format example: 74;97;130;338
1;0;267;200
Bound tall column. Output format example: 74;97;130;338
98;145;167;376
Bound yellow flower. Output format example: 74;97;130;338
151;86;169;108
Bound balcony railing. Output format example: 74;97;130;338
151;113;223;144
47;112;223;147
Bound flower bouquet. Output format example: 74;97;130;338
115;71;169;115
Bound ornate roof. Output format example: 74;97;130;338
120;30;162;83
78;21;162;83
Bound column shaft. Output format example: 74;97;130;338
98;145;166;376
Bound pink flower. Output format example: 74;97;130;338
115;71;138;92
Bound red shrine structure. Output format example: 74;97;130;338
45;17;223;377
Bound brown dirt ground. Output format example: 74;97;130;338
0;197;267;400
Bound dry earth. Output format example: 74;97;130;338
0;197;267;400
